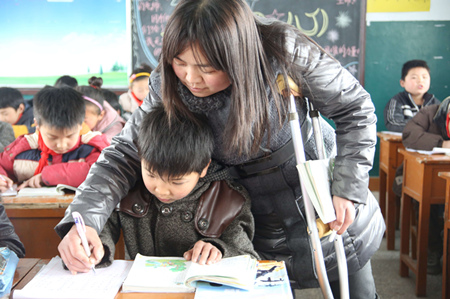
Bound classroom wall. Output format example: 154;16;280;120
365;0;450;176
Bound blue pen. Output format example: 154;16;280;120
72;212;96;273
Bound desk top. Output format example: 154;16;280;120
399;148;450;164
0;194;74;209
439;172;450;180
377;132;403;141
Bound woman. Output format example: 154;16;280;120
56;1;384;297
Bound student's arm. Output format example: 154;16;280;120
96;211;122;268
193;197;259;261
384;97;408;133
40;147;103;187
402;105;443;150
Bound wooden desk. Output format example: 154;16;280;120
1;194;74;259
377;132;405;250
398;149;450;296
12;259;195;299
1;194;125;260
439;171;450;299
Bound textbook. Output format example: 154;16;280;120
121;254;258;293
297;158;336;224
16;184;78;197
194;260;293;299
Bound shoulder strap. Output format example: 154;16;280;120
195;180;246;238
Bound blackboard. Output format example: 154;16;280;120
131;0;366;82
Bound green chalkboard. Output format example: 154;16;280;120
131;0;367;82
365;21;450;176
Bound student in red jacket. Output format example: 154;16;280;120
0;86;109;192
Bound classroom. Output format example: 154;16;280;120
0;0;449;298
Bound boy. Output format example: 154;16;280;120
0;86;109;193
0;87;35;137
97;105;258;268
384;60;440;132
402;96;450;274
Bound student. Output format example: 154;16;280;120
77;86;125;144
56;1;384;297
384;60;440;132
54;75;78;88
97;105;258;269
0;86;109;193
0;87;35;138
402;96;450;274
118;63;152;118
0;121;14;153
101;89;123;116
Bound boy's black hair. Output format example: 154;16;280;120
54;75;78;88
0;87;24;109
33;86;85;129
76;86;105;115
138;104;214;179
101;89;123;113
401;60;430;80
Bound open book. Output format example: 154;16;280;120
122;254;258;293
195;260;293;299
296;158;336;224
16;184;78;197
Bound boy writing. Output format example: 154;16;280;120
0;86;109;193
384;60;440;132
96;105;258;269
0;87;35;138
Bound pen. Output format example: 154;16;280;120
72;211;96;273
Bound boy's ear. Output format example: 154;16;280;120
199;160;211;178
400;79;405;88
17;103;25;114
33;118;38;130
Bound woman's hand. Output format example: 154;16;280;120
0;175;13;192
17;174;43;190
58;224;104;274
184;240;222;265
329;195;355;235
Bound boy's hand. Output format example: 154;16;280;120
0;175;13;192
184;241;222;265
442;140;450;148
58;224;104;274
18;174;43;190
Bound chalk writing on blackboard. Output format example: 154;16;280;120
132;0;365;81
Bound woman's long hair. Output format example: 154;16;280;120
159;0;294;156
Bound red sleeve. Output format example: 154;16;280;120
41;148;102;187
0;137;31;181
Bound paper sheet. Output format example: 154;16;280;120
13;256;132;299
